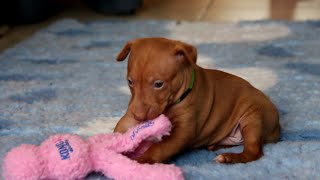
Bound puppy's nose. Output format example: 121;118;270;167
133;112;147;121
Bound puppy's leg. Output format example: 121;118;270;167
207;144;237;151
265;122;281;143
215;113;264;164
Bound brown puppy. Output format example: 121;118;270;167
114;37;280;164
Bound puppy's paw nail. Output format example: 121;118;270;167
214;155;225;163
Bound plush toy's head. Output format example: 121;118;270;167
39;134;92;179
2;144;43;180
3;135;92;180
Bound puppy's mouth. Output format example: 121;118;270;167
133;107;166;122
134;113;161;122
131;101;169;121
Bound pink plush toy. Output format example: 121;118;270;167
2;114;184;180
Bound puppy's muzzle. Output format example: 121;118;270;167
132;111;147;121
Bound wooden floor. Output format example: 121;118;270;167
138;0;320;21
1;0;320;52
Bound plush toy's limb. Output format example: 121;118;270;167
2;144;44;180
89;115;184;180
91;148;184;180
89;114;172;154
134;114;196;164
116;114;172;153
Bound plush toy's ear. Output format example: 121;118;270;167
116;41;134;61
173;41;197;66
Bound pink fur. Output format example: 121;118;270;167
2;114;184;180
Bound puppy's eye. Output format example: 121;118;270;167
127;78;133;87
153;81;164;89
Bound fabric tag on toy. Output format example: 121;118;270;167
130;120;155;140
55;139;74;160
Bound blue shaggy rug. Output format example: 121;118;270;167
0;19;320;179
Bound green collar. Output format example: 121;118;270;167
174;70;195;104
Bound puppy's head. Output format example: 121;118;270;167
117;37;197;121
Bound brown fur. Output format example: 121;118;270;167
114;37;280;164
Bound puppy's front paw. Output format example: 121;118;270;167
214;153;239;164
135;156;157;164
214;154;229;163
133;148;158;164
214;151;262;164
134;147;166;164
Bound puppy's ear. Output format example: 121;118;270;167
173;41;197;66
116;41;133;61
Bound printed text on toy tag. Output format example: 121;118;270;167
130;120;155;140
55;139;74;160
